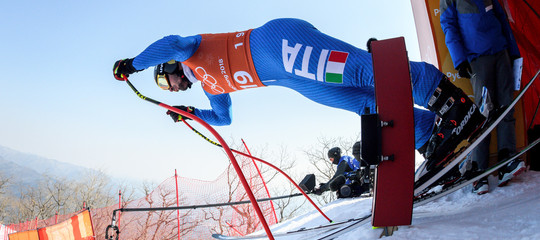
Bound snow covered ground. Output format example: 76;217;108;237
252;170;540;239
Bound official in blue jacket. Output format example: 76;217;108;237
440;0;524;194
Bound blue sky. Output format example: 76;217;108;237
0;0;422;182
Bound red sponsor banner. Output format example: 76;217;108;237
501;0;540;128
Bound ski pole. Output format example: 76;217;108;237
123;79;275;239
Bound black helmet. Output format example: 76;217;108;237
366;38;378;53
352;141;362;161
154;60;189;90
328;147;341;164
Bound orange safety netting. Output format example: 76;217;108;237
1;225;16;240
4;211;78;236
107;148;277;239
5;145;278;240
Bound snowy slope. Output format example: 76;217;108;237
248;170;540;239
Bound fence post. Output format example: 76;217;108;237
118;189;122;238
175;169;181;240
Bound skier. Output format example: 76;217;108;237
113;18;485;168
312;147;367;198
440;0;525;194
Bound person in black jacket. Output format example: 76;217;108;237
313;147;368;198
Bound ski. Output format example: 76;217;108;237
212;189;374;239
315;216;371;240
414;69;539;196
414;137;540;206
211;215;372;240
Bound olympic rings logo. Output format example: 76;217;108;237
195;67;225;94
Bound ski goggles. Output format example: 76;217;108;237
154;61;180;90
155;73;171;90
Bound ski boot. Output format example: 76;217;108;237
423;77;486;171
497;149;526;187
472;177;489;195
458;158;489;195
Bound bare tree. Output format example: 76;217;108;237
13;178;57;224
3;169;132;232
0;173;10;221
271;182;307;223
203;163;240;235
238;143;306;224
71;170;116;210
131;186;183;240
44;175;75;217
247;144;308;223
96;177;201;240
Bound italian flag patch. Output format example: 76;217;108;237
325;50;349;83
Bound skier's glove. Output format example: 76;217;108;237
167;106;195;122
313;187;323;195
456;61;472;79
312;183;326;195
113;58;139;81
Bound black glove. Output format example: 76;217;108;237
113;58;138;81
166;106;195;122
312;183;326;195
313;187;323;195
456;61;472;79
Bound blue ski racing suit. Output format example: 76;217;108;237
131;18;444;148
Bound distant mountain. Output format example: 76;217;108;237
0;145;96;190
0;145;143;196
0;155;42;187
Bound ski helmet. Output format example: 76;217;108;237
154;60;189;90
328;147;341;164
366;38;378;53
352;141;362;161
